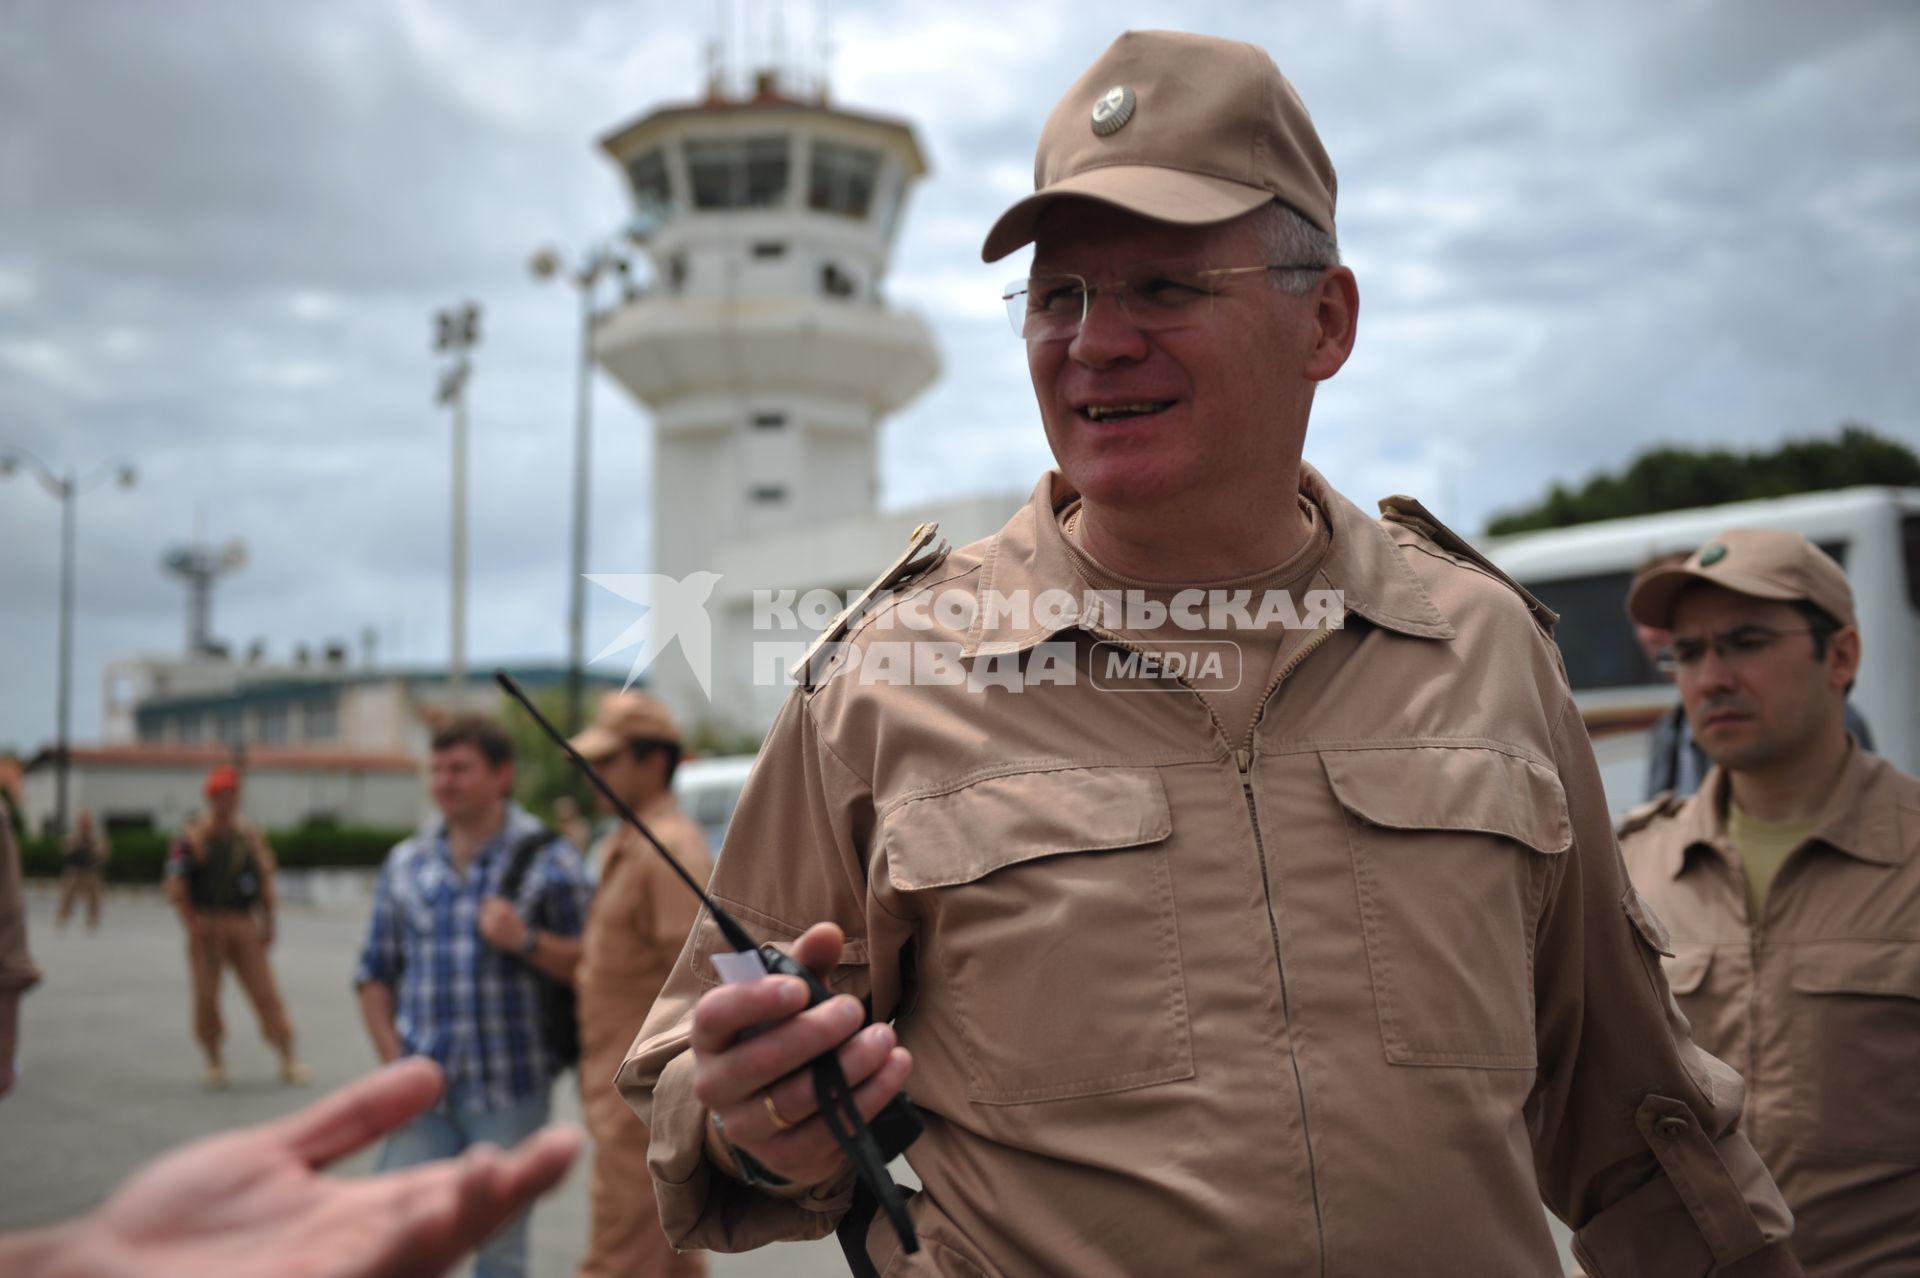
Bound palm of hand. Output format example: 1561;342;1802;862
62;1059;579;1278
89;1128;456;1277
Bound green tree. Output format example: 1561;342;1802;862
682;719;766;760
1486;424;1920;535
499;684;592;824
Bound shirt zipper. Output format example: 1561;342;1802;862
1086;617;1338;1271
1235;623;1336;1274
1723;839;1763;1151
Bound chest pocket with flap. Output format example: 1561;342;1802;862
1325;745;1570;1069
883;766;1190;1105
1788;939;1920;1163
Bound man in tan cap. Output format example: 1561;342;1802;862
0;761;39;1100
165;765;308;1089
570;692;712;1278
1619;529;1919;1276
619;31;1799;1276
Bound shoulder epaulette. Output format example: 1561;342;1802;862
1378;493;1559;635
1616;790;1684;840
796;522;951;691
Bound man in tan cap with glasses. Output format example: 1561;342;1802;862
1620;529;1919;1277
570;691;712;1278
619;31;1799;1276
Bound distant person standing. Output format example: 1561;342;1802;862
164;766;309;1089
56;809;110;930
354;715;592;1278
568;692;711;1278
0;771;40;1100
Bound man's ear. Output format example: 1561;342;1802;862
1303;266;1359;383
1827;625;1862;692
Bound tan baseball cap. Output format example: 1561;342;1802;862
568;690;681;761
1626;528;1857;631
981;30;1337;263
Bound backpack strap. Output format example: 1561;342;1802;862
496;827;556;903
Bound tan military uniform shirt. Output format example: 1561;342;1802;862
578;792;714;1065
578;791;714;1278
0;797;41;997
1061;492;1332;746
619;467;1790;1277
1620;747;1920;1277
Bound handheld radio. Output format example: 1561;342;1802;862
493;672;922;1265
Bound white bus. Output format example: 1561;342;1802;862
1485;486;1920;816
672;753;758;852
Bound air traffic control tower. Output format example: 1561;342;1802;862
593;66;1011;736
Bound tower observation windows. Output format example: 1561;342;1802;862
809;141;880;217
687;136;791;210
626;148;672;222
820;261;857;299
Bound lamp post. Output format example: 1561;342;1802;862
0;448;137;839
530;239;640;734
433;301;482;712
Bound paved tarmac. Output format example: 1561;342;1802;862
3;885;1578;1275
0;886;847;1277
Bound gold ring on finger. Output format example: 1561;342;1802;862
763;1093;795;1133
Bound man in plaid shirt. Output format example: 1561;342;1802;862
354;715;593;1278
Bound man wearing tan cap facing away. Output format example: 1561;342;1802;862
1619;529;1920;1276
619;31;1798;1276
570;692;713;1278
0;764;39;1100
165;765;308;1089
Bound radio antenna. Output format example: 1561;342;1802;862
494;670;756;953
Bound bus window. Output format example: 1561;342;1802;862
1522;572;1659;691
1905;515;1920;610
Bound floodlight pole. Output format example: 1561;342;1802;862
0;449;137;839
434;302;482;712
567;268;595;735
532;243;634;734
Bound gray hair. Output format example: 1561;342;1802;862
1254;201;1340;295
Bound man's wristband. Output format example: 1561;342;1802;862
518;928;540;959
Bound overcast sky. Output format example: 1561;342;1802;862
2;0;1915;751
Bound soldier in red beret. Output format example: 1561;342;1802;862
164;765;307;1088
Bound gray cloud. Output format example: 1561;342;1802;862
2;0;1915;751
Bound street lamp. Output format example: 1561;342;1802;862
529;236;643;734
0;447;137;839
433;301;482;712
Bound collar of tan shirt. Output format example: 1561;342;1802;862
958;462;1454;660
1662;741;1912;880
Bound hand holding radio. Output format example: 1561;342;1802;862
689;922;914;1186
493;670;921;1262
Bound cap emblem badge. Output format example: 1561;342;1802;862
1091;85;1136;136
1699;543;1728;567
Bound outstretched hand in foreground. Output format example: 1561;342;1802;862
0;1056;582;1277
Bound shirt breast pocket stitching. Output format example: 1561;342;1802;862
1787;940;1920;1162
1326;745;1567;1070
884;766;1191;1105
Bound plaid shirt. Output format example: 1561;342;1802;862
353;804;592;1111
